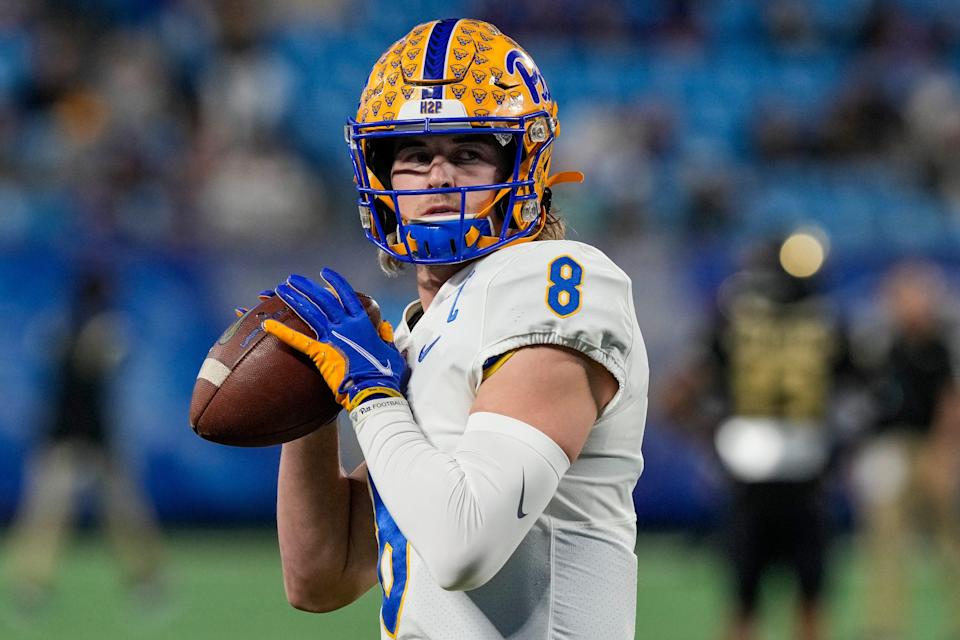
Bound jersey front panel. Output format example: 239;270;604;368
377;240;648;639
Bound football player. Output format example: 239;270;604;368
264;19;648;639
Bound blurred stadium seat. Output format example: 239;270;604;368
2;0;959;532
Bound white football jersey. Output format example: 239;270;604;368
374;239;648;639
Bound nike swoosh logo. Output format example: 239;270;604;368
418;336;441;362
517;470;528;519
331;330;393;376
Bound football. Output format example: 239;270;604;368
189;292;381;447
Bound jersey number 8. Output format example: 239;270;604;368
370;477;409;637
546;256;584;317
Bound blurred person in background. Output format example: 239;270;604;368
6;264;165;612
258;18;648;640
850;260;960;639
665;233;856;640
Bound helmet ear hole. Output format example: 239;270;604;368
542;187;553;215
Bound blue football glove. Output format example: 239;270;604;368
263;269;406;411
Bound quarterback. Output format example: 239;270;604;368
263;19;648;639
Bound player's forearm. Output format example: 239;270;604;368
276;423;376;611
351;399;569;591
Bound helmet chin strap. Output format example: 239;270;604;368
390;216;497;260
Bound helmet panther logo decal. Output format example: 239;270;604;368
390;58;401;68
405;48;421;60
478;32;494;42
489;66;503;82
451;64;466;79
471;70;486;84
453;47;469;61
492;90;505;105
474;54;488;66
461;27;475;35
456;35;472;46
471;88;487;104
402;64;417;78
400;85;415;99
408;37;422;46
384;91;397;107
371;100;382;116
387;72;399;86
382;111;395;121
451;84;467;99
476;42;493;52
473;108;490;117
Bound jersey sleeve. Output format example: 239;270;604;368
475;241;636;394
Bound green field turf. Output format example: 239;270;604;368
0;529;952;639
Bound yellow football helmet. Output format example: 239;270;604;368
346;18;581;264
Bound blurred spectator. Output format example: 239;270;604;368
850;260;960;638
903;71;960;215
683;160;737;237
197;139;326;245
665;235;856;640
473;0;702;43
6;265;165;612
817;74;903;159
560;101;673;237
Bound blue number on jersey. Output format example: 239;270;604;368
370;477;409;637
546;256;584;317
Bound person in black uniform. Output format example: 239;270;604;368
850;260;960;639
6;265;165;610
665;235;855;640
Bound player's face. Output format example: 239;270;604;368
390;135;508;222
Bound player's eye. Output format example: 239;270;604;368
453;145;492;164
455;149;480;162
396;148;431;166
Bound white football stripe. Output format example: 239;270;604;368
197;358;232;387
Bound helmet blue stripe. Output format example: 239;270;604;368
423;19;458;99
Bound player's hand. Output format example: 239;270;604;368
262;269;405;411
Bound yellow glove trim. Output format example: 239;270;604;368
378;320;395;342
346;386;403;411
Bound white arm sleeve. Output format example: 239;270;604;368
349;397;570;591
